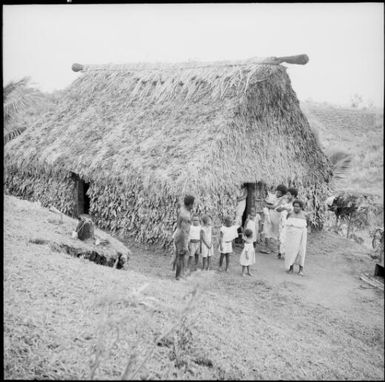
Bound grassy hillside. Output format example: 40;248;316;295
301;101;383;202
4;195;384;380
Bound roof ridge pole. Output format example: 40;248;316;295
70;54;309;73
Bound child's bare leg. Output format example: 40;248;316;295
202;257;206;270
225;254;230;272
207;256;211;270
242;265;246;276
219;253;224;270
263;238;271;253
247;266;252;276
176;253;184;280
187;256;192;271
195;253;199;269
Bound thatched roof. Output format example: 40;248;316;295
4;57;332;197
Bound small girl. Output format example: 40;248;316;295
200;215;213;270
219;216;239;272
243;208;261;248
188;214;201;272
240;228;256;276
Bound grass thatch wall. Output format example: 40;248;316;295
4;59;333;247
4;167;76;216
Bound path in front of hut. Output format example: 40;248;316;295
124;232;384;379
125;233;382;319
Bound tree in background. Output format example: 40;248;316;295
3;77;56;144
350;93;375;110
350;93;363;109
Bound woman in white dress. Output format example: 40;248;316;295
284;200;308;276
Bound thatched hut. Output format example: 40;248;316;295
4;56;332;247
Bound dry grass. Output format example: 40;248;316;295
5;58;330;195
4;195;384;380
301;101;383;202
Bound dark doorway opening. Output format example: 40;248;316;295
77;179;90;215
82;181;90;215
72;173;90;217
241;183;256;227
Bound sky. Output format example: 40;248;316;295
3;3;384;107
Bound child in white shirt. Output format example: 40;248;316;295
218;216;239;272
240;228;256;276
187;214;201;272
200;215;213;271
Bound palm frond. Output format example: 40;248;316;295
3;77;44;123
4;127;27;144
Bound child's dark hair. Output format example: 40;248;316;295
293;199;304;209
202;214;211;224
244;228;253;238
287;187;298;198
276;184;288;194
184;195;195;207
224;216;232;225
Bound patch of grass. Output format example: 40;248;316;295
302;101;383;201
4;195;385;380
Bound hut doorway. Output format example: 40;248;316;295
241;183;256;226
241;182;267;226
71;173;90;216
79;180;90;215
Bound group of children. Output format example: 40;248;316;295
171;207;263;277
172;185;306;278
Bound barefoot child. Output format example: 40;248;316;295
240;228;256;276
188;214;201;272
218;216;238;272
243;208;261;248
200;215;213;270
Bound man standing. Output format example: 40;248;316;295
174;195;195;280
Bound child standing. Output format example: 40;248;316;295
218;216;238;272
243;208;261;248
187;215;201;272
240;228;256;276
200;215;213;270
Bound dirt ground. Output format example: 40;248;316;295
3;195;384;380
